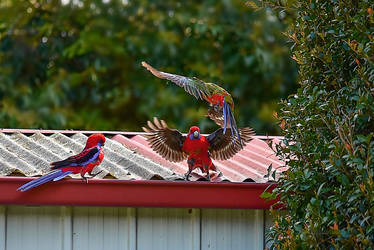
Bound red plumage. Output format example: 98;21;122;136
182;126;214;176
205;93;231;109
82;134;105;177
143;117;255;181
54;147;104;177
82;149;104;176
17;134;106;192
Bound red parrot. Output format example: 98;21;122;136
17;134;106;192
142;117;255;181
141;61;243;146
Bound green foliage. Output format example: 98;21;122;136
262;0;374;248
0;0;296;133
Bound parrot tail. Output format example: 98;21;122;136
223;102;228;134
17;170;73;192
223;101;243;147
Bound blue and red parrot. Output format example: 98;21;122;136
17;134;106;192
143;117;255;181
141;61;243;146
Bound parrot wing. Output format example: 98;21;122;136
207;127;255;161
142;62;243;144
50;146;100;169
142;61;212;101
142;117;188;162
207;105;226;128
207;101;241;146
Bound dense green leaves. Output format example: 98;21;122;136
263;0;374;248
0;0;296;133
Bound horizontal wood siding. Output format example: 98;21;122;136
0;206;268;250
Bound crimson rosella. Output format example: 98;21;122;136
142;117;255;181
141;61;243;146
17;134;106;192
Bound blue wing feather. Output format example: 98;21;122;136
50;146;100;169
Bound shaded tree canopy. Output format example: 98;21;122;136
0;0;297;134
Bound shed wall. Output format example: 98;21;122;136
0;206;272;250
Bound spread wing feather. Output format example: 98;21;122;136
142;61;212;101
142;61;246;146
207;105;225;128
207;102;242;146
207;127;255;161
142;117;187;162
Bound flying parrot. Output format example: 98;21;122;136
141;61;243;146
17;134;106;192
142;117;255;181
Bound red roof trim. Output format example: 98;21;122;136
0;177;279;209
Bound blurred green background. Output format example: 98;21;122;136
0;0;297;135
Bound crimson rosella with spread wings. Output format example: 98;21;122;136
141;61;243;146
142;117;255;181
17;134;106;192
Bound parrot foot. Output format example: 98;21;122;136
81;170;103;184
185;158;195;181
206;174;211;181
184;168;193;181
87;170;103;178
216;169;223;177
204;165;211;182
80;172;89;184
81;176;89;184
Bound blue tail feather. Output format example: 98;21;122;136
223;102;243;146
227;106;235;142
223;101;228;134
53;171;73;181
228;106;242;146
17;170;71;192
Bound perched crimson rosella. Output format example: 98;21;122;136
142;117;255;181
17;134;106;192
141;61;243;146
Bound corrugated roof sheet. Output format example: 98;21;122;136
0;129;285;183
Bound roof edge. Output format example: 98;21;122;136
0;128;283;139
0;128;139;135
0;177;279;209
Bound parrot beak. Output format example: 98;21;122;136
193;131;199;138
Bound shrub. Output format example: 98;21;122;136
259;0;374;248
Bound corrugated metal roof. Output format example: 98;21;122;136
0;130;285;183
112;134;285;182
